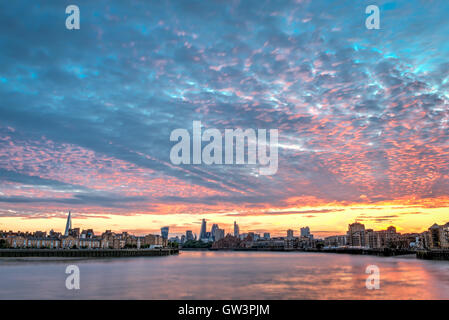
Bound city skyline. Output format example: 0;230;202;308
4;211;447;253
2;211;446;241
2;208;448;238
1;1;449;238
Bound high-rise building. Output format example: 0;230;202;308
211;224;219;240
233;221;239;237
64;211;72;236
365;229;380;248
161;226;169;240
186;230;194;241
347;222;366;247
214;228;225;242
287;229;294;239
300;227;310;237
199;219;207;240
263;232;270;239
376;226;400;248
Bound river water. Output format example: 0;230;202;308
0;251;448;299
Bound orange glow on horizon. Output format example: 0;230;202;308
1;195;448;238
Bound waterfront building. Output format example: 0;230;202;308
347;222;366;247
263;232;270;240
49;229;61;238
297;236;316;249
211;234;243;249
421;231;431;249
79;238;102;249
3;222;169;250
284;238;296;249
6;236;27;248
101;230;116;248
125;235;139;248
144;234;166;247
61;235;78;249
252;239;284;250
80;229;95;239
161;226;169;240
287;229;294;240
398;233;421;249
375;226;400;248
69;228;80;238
324;235;347;248
428;223;449;249
113;238;126;249
365;229;379;248
300;227;310;237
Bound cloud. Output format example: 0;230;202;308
0;0;448;220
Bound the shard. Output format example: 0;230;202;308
64;211;72;236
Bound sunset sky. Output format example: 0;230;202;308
0;0;448;238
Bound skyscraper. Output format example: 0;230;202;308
186;230;194;241
211;224;219;240
199;219;207;240
233;221;239;237
161;226;169;240
287;229;294;239
300;226;310;237
214;228;225;242
64;211;72;236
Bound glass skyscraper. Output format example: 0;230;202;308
199;219;207;240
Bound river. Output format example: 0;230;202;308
0;250;448;299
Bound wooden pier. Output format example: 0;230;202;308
416;249;449;261
0;248;179;258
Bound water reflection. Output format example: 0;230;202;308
0;251;448;299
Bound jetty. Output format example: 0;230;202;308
416;249;449;261
0;248;179;258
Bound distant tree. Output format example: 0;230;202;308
0;239;8;249
181;240;212;249
168;241;179;248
